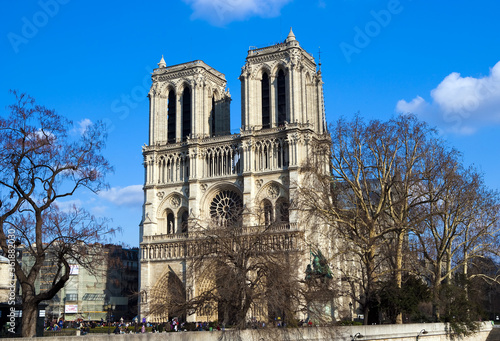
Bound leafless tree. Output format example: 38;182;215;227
296;114;471;324
412;162;500;322
147;209;323;330
0;91;116;337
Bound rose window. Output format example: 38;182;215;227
210;190;243;225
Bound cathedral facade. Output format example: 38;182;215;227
139;29;332;322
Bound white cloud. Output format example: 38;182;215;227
396;61;500;135
98;185;143;207
396;95;426;113
183;0;292;26
55;199;83;212
73;118;92;135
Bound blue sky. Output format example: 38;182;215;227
2;0;500;247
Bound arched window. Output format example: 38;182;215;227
181;211;189;233
262;199;273;226
210;95;216;136
182;86;191;141
167;90;176;143
261;72;270;128
277;69;286;126
276;200;289;223
167;212;175;234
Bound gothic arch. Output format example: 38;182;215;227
157;192;187;217
211;87;221;101
253;138;289;171
195;268;218;320
261;198;273;225
165;209;175;234
256;181;288;204
156;192;189;234
175;80;191;94
254;64;272;80
276;197;290;223
150;267;186;322
179;208;189;233
159;81;176;97
271;62;288;78
256;181;289;226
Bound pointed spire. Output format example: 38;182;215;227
286;27;296;42
158;55;166;68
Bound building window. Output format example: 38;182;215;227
66;293;78;301
167;90;176;143
210;190;243;226
182;86;191;141
277;69;286;126
261;72;270;128
167;212;175;234
210;95;216;136
181;211;189;233
276;200;289;223
262;199;273;226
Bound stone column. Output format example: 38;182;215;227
270;75;276;127
148;94;154;144
158;94;167;142
176;92;182;142
288;66;295;123
316;76;323;134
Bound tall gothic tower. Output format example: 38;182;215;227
140;29;329;322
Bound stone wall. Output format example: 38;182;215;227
24;322;495;341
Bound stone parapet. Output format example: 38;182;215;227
33;323;494;341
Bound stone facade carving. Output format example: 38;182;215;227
267;184;280;199
169;195;180;208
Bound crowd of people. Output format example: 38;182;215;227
43;317;315;334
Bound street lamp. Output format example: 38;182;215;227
349;302;353;322
106;304;115;334
417;329;428;341
351;332;363;341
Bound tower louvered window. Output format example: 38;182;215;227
277;69;286;126
211;95;216;136
261;72;270;128
167;90;176;143
182;86;191;140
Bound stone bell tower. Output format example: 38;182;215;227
239;28;326;134
148;57;231;146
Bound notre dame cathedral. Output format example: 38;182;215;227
139;29;335;323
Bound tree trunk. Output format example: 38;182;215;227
21;299;38;337
394;230;404;324
432;260;442;321
364;245;376;325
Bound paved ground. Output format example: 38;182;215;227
486;326;500;341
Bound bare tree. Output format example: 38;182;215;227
0;91;115;337
298;115;402;324
147;210;311;329
412;162;500;324
297;114;468;324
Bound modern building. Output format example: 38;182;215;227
139;29;334;323
26;244;139;322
